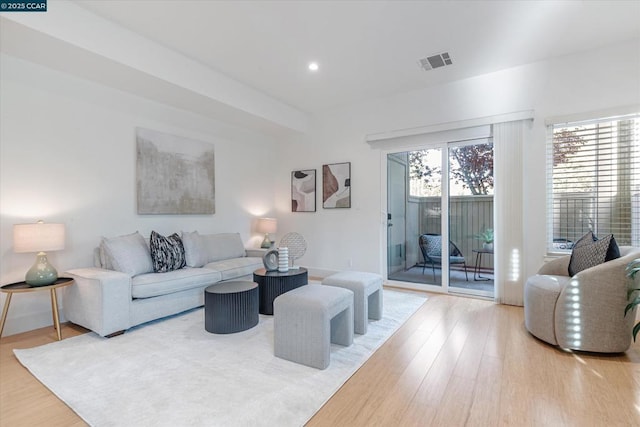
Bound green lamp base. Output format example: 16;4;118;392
261;235;273;249
25;252;58;287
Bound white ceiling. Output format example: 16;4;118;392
75;0;640;114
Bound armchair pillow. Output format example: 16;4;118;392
568;232;620;276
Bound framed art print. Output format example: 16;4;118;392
323;162;351;208
136;128;215;214
291;169;316;212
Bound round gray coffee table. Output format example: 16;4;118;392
253;268;308;315
204;281;259;334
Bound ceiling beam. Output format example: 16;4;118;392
0;2;309;137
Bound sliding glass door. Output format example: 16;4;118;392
408;148;443;286
386;139;494;297
447;141;494;296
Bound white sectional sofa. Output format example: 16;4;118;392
63;231;264;337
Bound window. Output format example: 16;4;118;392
408;141;494;197
547;113;640;252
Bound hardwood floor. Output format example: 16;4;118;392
1;291;639;426
0;322;88;426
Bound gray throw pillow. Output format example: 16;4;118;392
101;232;154;276
200;233;246;262
182;230;208;267
568;232;620;276
150;231;186;273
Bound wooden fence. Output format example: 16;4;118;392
408;195;494;270
404;192;637;271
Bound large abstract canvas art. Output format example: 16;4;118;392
291;169;316;212
136;128;215;214
323;162;351;208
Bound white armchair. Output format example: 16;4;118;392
524;246;639;353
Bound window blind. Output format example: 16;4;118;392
546;113;640;252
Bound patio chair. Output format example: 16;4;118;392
418;234;469;281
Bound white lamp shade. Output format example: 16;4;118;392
13;222;65;253
257;218;277;235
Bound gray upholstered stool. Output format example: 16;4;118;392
322;271;383;334
273;284;354;370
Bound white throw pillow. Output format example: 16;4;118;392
101;232;153;276
97;246;113;270
181;230;207;267
200;233;246;262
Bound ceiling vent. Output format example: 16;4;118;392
418;52;453;71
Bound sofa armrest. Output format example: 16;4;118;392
62;267;132;337
538;255;570;276
246;248;267;258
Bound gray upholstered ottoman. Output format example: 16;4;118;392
273;284;354;370
322;271;383;334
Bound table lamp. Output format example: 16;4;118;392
13;221;66;286
257;218;277;249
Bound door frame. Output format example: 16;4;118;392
386;155;407;275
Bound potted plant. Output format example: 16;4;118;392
625;258;640;341
474;228;494;251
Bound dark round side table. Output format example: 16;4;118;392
204;281;259;334
0;277;74;341
253;268;308;315
472;249;494;281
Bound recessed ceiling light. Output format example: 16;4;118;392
308;62;319;72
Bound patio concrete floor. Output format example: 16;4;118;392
388;264;494;294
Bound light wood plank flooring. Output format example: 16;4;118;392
1;291;638;426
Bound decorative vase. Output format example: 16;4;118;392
278;247;289;273
262;249;279;272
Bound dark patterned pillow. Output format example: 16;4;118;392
604;235;621;262
568;232;620;276
150;231;186;273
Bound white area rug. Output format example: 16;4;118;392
15;289;426;426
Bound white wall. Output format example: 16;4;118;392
0;55;278;335
2;38;638;336
275;39;640;296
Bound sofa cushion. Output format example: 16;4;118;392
568;232;620;276
101;232;153;277
182;230;206;268
204;257;263;281
98;244;113;270
201;233;246;263
150;231;186;273
132;268;222;298
182;231;247;267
